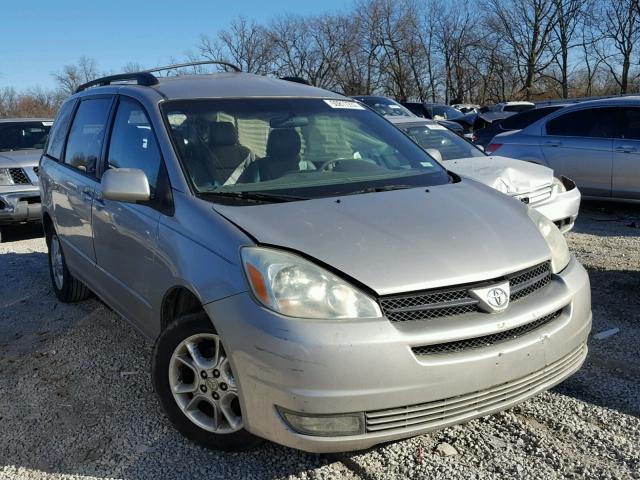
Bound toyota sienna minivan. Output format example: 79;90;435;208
39;65;592;453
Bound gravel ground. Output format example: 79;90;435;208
0;201;638;480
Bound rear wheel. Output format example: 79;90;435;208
47;231;91;302
152;311;263;451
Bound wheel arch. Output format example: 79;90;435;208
161;285;208;332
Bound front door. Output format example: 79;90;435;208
54;96;113;277
92;96;166;333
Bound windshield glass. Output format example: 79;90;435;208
400;123;485;160
0;122;51;151
353;97;415;118
503;104;535;113
432;106;464;120
163;98;449;199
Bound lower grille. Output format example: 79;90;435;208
9;168;30;185
365;344;586;433
380;262;551;322
411;309;562;356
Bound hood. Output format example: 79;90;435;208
0;149;42;168
213;180;551;296
444;156;553;196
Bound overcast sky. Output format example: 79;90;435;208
0;0;350;90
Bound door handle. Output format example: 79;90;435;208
615;145;637;153
545;140;563;147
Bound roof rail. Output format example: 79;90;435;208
145;60;241;74
75;72;158;93
74;60;242;94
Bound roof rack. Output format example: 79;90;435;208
145;60;241;74
74;60;242;93
75;72;158;93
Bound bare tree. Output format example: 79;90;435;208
52;56;100;95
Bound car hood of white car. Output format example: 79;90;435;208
444;155;553;195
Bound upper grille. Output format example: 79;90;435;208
365;344;586;433
9;168;31;185
380;262;551;323
411;309;562;356
515;185;553;205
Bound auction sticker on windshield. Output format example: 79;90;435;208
427;123;447;130
324;99;365;109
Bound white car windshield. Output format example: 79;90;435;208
163;98;450;200
401;123;485;160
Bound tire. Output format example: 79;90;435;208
152;311;263;451
47;230;91;302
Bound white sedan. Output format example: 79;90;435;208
389;117;581;233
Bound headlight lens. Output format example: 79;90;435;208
527;207;570;273
0;168;14;186
241;247;382;319
552;177;566;194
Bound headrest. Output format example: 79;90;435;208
209;122;237;147
266;128;301;159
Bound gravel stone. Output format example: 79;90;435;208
0;200;638;479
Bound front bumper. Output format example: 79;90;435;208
529;178;581;233
0;189;41;224
204;256;591;453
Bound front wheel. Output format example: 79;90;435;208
152;312;263;451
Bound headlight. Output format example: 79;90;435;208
0;168;14;186
241;247;382;319
527;208;570;273
552;177;566;194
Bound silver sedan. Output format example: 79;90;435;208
486;97;640;201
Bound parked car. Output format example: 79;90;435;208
0;118;52;241
389;117;581;232
487;97;640;200
452;103;480;114
473;105;567;148
352;96;465;136
40;66;591;453
480;101;535;114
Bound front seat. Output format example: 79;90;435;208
208;122;254;184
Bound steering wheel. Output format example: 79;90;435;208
318;158;368;171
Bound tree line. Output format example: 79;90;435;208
2;0;639;118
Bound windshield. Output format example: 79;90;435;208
0;122;51;151
431;106;464;120
163;98;449;200
353;97;415;118
503;104;535;113
400;123;485;160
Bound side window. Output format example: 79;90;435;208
620;107;640;140
63;98;112;176
45;100;75;160
546;108;617;138
107;97;161;196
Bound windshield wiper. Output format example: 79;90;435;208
342;184;417;196
199;191;310;203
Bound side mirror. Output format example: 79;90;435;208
425;148;443;163
101;168;150;203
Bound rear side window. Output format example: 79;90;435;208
45;101;75;160
501;106;563;130
63;98;112;176
619;107;640;140
546;108;618;138
106;97;161;196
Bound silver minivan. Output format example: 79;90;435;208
487;97;640;200
39;67;592;453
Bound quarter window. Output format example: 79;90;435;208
63;98;112;176
546;108;618;138
106;97;161;195
45;101;75;160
